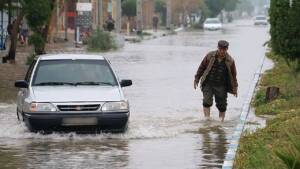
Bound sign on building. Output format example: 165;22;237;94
76;3;92;12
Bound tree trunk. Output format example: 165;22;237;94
265;86;280;102
7;12;24;63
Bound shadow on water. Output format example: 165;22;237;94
197;123;228;169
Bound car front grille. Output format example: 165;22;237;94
57;104;100;112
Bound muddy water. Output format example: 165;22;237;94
0;20;270;169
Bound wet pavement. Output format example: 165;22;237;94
0;20;271;169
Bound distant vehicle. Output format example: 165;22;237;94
254;15;268;25
15;54;132;133
203;18;223;31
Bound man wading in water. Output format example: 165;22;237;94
194;40;238;122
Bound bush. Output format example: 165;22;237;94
26;53;37;65
87;28;116;52
28;33;46;54
270;0;300;71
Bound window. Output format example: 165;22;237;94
32;59;118;86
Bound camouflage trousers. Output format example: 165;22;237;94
202;84;228;112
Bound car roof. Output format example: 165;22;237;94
39;54;106;60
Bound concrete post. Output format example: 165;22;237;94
136;0;143;33
166;0;172;29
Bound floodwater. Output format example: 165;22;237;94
0;20;271;169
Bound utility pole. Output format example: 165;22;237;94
115;0;122;33
56;0;60;35
64;0;68;40
97;0;103;28
166;0;171;29
136;0;143;34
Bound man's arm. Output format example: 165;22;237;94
231;61;238;96
194;55;209;89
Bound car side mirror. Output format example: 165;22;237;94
15;80;28;88
120;80;132;87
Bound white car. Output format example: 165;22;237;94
15;54;132;133
254;15;268;25
203;18;223;30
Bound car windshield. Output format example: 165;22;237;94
256;16;266;20
205;19;220;24
32;59;118;86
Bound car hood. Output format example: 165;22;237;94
31;86;122;102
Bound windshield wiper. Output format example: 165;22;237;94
75;81;115;86
34;82;75;86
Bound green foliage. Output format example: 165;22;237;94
87;28;116;52
26;53;36;65
24;0;51;31
24;0;52;54
154;0;166;25
28;33;45;52
204;0;226;17
252;53;300;115
224;0;239;12
235;52;300;169
254;89;266;107
274;132;300;169
270;0;300;71
122;0;136;17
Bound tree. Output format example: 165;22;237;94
236;0;254;17
204;0;226;17
1;0;25;63
224;0;239;12
122;0;136;17
270;0;300;71
24;0;53;54
154;0;166;25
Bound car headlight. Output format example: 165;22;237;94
101;101;129;113
29;102;57;112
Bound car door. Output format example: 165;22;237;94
17;60;37;113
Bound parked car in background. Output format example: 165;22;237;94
15;54;132;133
254;15;268;25
203;18;223;31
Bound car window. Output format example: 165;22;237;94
205;19;220;24
256;16;266;20
25;60;37;82
32;59;118;86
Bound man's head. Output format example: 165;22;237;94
217;40;229;57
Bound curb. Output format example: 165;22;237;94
222;55;266;169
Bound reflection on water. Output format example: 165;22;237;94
0;139;129;169
198;124;228;169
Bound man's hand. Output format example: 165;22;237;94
194;80;198;90
233;89;238;97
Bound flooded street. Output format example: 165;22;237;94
0;20;271;169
